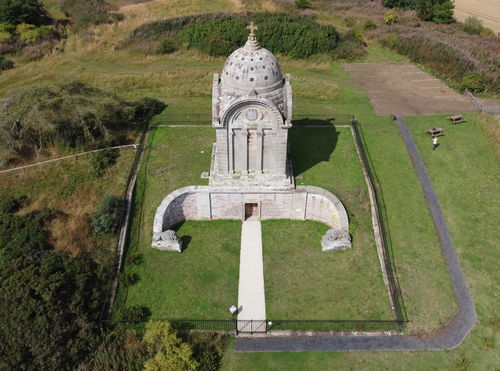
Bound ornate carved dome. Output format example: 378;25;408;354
221;37;283;93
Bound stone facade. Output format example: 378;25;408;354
209;29;293;190
152;25;351;251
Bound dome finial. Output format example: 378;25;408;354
247;22;258;42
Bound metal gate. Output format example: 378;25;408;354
237;320;267;334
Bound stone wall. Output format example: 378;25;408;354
153;185;349;239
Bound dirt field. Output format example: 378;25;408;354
344;62;478;116
454;0;500;34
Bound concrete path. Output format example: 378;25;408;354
237;221;266;327
236;117;476;351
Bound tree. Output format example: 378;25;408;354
0;0;50;25
142;321;199;371
417;0;454;24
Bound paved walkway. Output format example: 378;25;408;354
236;117;476;351
237;221;266;327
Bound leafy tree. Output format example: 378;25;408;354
90;195;124;236
142;321;198;371
0;0;50;26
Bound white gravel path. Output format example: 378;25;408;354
237;221;266;323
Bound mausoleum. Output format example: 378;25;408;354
152;24;351;252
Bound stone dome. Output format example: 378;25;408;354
221;38;283;93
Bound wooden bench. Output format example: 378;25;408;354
447;115;465;124
425;128;445;137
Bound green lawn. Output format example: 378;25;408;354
263;126;393;320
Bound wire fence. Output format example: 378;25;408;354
464;88;500;114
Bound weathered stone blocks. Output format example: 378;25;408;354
152;230;182;252
321;229;352;252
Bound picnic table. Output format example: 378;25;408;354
425;128;445;137
447;115;465;124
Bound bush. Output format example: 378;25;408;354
0;54;14;70
382;0;417;8
180;13;339;58
155;38;176;54
90;149;119;177
0;79;152;162
363;20;377;30
0;0;50;26
461;72;485;92
133;97;167;122
463;16;484;35
480;28;495;37
90;195;124;236
61;0;124;30
336;30;367;60
0;23;16;33
16;23;54;43
344;17;357;27
116;306;150;321
384;10;399;24
120;272;138;287
295;0;310;9
0;31;12;43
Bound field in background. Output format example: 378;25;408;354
454;0;500;34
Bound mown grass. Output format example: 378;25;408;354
263;127;393;320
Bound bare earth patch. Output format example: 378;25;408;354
343;62;477;116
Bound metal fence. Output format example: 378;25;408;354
464;88;500;114
104;318;405;334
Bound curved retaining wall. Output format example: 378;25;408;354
152;186;349;241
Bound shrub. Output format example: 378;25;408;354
463;16;484;35
90;149;119;177
0;0;51;26
0;31;12;43
295;0;310;10
133;97;167;122
61;0;124;30
336;30;367;60
120;272;138;287
363;20;377;30
90;195;124;236
116;305;150;321
384;10;399;24
344;17;357;27
480;28;495;37
180;13;340;58
0;79;151;161
461;72;485;92
0;23;16;33
16;23;54;43
382;0;417;8
0;54;14;70
155;38;176;54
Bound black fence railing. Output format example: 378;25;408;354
103;318;405;333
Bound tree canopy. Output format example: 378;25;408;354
0;0;51;25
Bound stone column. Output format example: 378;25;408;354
241;130;248;174
256;129;263;173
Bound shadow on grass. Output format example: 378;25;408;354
289;118;339;176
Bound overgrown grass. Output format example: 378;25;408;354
0;148;134;256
